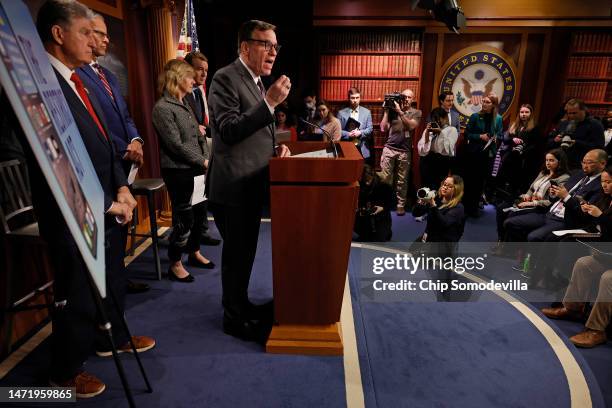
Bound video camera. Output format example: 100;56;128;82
560;120;576;149
382;92;406;110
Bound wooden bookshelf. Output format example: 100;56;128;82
317;30;423;168
564;32;612;116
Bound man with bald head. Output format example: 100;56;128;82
77;13;150;294
379;88;422;215
505;149;607;242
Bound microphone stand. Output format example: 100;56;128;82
299;118;339;158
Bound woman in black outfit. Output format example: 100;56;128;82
152;59;214;283
495;104;542;196
354;164;393;242
412;175;465;256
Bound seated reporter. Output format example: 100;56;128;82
152;59;214;283
417;107;458;190
541;168;612;347
495;149;570;244
412;175;465;257
314;99;341;141
354;164;393;242
504;149;606;243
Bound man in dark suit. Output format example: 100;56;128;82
207;20;291;343
504;149;606;242
183;50;221;247
76;13;149;293
437;91;461;134
33;0;153;397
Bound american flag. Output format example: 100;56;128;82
176;0;199;59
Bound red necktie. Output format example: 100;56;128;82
92;63;114;101
70;72;108;141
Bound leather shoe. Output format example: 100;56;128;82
570;329;607;348
223;314;271;345
187;256;215;269
247;300;274;322
201;235;221;246
168;268;195;282
50;371;105;399
96;335;156;357
126;280;150;294
541;306;585;321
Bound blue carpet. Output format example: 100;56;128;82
2;210;611;407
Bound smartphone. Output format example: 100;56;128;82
549;180;558;187
575;195;587;205
430;122;440;129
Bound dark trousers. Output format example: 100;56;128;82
162;168;206;262
462;150;491;215
209;202;262;317
41;217;128;381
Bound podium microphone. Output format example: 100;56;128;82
299;118;339;158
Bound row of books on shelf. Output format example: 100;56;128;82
319;31;421;53
320;79;420;103
590;107;611;118
564;82;609;103
572;32;612;53
567;57;612;78
320;55;421;78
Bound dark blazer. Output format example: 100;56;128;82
560;172;603;227
207;58;275;206
55;69;127;212
77;64;141;159
413;200;465;242
184;90;204;126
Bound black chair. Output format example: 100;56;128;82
0;159;53;356
129;178;165;280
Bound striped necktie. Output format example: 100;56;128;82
92;63;114;101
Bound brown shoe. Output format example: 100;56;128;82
96;335;156;357
569;329;607;348
396;206;406;216
541;306;584;321
50;371;105;398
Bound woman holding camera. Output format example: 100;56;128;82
495;104;542;197
152;59;214;283
494;148;570;246
412;175;465;256
461;94;503;217
418;107;459;190
314;100;341;141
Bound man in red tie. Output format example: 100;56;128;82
32;0;154;398
77;13;151;294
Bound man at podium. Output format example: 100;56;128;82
207;20;291;343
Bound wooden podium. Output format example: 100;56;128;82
266;142;363;355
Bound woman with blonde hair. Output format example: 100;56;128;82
152;59;214;282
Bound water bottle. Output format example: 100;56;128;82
520;253;531;279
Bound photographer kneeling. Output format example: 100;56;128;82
412;175;465;257
354;165;393;242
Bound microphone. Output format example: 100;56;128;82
299;117;339;158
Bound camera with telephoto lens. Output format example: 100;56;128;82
512;143;524;154
417;187;436;201
560;120;576;149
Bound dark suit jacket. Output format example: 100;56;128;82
560;172;603;228
61;70;126;210
77;64;141;159
184;90;204;125
207;59;275;206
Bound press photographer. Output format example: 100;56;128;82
547;99;605;169
379;89;422;216
354;165;393;242
418;107;459;190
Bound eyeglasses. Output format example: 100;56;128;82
441;183;455;188
93;29;109;41
582;160;597;165
247;39;281;52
